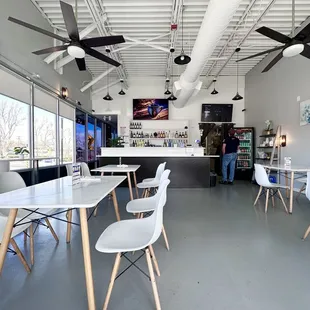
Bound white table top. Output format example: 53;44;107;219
262;164;310;172
92;164;141;173
0;157;58;162
0;176;126;209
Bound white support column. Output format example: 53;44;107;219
80;67;116;92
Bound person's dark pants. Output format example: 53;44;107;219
222;153;237;182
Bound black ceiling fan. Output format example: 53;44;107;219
237;0;310;72
8;1;125;71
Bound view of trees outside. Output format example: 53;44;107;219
34;107;56;166
0;94;30;169
60;117;74;163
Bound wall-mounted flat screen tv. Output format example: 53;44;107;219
133;99;169;120
201;104;233;122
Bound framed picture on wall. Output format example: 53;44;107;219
300;99;310;126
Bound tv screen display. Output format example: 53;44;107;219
133;99;169;120
201;104;233;122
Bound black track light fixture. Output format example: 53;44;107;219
174;0;191;65
118;80;126;95
232;48;243;101
103;60;113;101
164;78;171;95
211;79;218;95
103;93;113;101
168;53;177;101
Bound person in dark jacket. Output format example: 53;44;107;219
219;129;239;185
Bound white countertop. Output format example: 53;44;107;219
0;176;126;209
92;165;140;173
262;164;310;172
0;157;58;162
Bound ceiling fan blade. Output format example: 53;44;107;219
8;17;70;43
81;35;125;48
60;1;80;41
300;44;310;59
85;48;121;67
237;46;284;62
256;26;291;44
33;45;68;55
296;22;310;43
262;51;283;73
75;58;86;71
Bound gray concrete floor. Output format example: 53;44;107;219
1;182;310;310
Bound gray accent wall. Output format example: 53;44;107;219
245;50;310;166
0;0;92;112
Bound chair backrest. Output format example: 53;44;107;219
0;172;26;194
159;169;171;183
80;162;91;177
0;161;10;172
254;164;272;187
148;179;170;245
66;164;73;176
154;162;166;181
306;172;310;201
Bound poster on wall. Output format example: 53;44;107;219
133;99;169;120
300;99;310;126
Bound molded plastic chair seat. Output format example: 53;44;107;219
126;196;157;213
137;179;160;189
96;217;154;253
143;177;155;183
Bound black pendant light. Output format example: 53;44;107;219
118;80;126;95
103;61;113;101
211;79;218;95
164;78;171;95
174;0;191;65
232;48;243;101
168;51;177;101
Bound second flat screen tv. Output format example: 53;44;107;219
201;104;233;122
133;99;169;120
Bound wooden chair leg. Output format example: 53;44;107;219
145;248;161;310
149;245;160;277
303;225;310;240
111;189;121;222
254;186;262;206
66;209;73;243
296;184;306;199
162;225;170;251
10;238;31;273
103;253;122;310
23;230;28;243
265;189;270;213
94;204;99;217
45;218;59;243
278;189;288;213
271;189;275;207
30;223;34;265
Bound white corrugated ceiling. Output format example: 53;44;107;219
30;0;310;90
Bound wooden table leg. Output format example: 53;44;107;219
285;171;289;198
79;208;96;310
289;171;294;214
127;172;134;201
112;189;121;221
133;171;139;199
0;208;18;274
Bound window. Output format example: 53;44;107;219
96;120;103;156
0;93;30;170
60;117;74;164
34;107;56;166
88;116;95;161
76;110;86;162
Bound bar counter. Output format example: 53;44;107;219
98;147;219;188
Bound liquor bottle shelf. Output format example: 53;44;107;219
130;138;188;140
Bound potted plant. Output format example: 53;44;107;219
107;137;125;147
14;147;30;159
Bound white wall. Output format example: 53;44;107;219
93;76;245;143
245;50;310;167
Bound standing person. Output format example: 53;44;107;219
219;128;239;185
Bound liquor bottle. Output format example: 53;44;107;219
175;131;178;138
139;122;142;129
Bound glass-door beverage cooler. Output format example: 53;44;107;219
234;127;255;181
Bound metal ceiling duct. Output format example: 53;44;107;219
173;0;243;108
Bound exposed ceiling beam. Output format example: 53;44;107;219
44;22;97;64
92;80;120;97
206;0;277;89
120;36;170;53
80;67;116;92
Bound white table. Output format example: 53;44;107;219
92;165;140;200
0;175;126;310
262;164;310;213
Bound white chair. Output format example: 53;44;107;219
0;161;9;172
66;164;73;176
254;164;288;213
302;173;310;240
296;177;307;199
0;215;33;273
80;162;91;177
127;169;171;251
143;162;166;183
96;179;170;310
137;168;170;198
0;172;59;247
